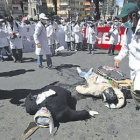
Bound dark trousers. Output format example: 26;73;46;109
67;42;71;51
131;82;140;109
108;44;115;54
12;49;22;62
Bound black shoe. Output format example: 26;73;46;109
38;65;44;68
19;60;23;63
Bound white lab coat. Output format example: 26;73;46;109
109;27;120;45
46;24;54;46
74;24;82;43
71;24;75;42
86;25;90;43
7;21;23;49
0;23;12;39
114;19;140;90
53;22;59;44
64;23;71;42
34;21;51;55
0;23;10;48
87;26;96;45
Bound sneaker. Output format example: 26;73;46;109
76;67;82;73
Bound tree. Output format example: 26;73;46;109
52;0;57;15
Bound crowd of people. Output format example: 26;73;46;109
0;11;125;66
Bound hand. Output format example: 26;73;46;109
89;110;99;117
114;59;120;69
37;43;41;48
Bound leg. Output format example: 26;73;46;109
92;44;95;54
108;44;113;54
131;82;140;110
79;42;82;51
88;44;92;54
4;46;12;59
71;41;74;51
67;42;71;51
46;55;52;68
75;43;78;51
17;49;23;62
37;55;43;67
112;45;115;55
0;48;4;61
12;49;18;62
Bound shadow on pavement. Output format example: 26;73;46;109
0;69;35;77
55;64;80;71
0;81;59;106
55;51;76;57
23;57;37;63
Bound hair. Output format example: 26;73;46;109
102;87;118;104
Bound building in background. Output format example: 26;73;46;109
47;0;85;20
0;0;7;16
84;0;95;18
28;0;47;20
100;0;116;20
11;0;28;18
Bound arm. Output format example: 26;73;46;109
57;108;98;122
114;44;128;68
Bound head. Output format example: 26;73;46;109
7;16;14;23
0;15;5;26
34;107;54;134
101;87;118;105
116;3;139;32
39;13;48;25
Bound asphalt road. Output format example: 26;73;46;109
0;49;140;140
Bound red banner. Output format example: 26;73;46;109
95;27;126;50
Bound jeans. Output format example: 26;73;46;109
79;70;95;81
88;44;95;53
37;55;52;67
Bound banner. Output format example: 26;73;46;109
95;27;126;50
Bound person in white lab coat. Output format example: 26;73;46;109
70;21;75;51
46;19;54;56
74;21;82;51
87;24;97;54
7;16;23;63
34;13;52;68
114;3;140;109
108;23;120;55
0;17;12;61
64;21;71;51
